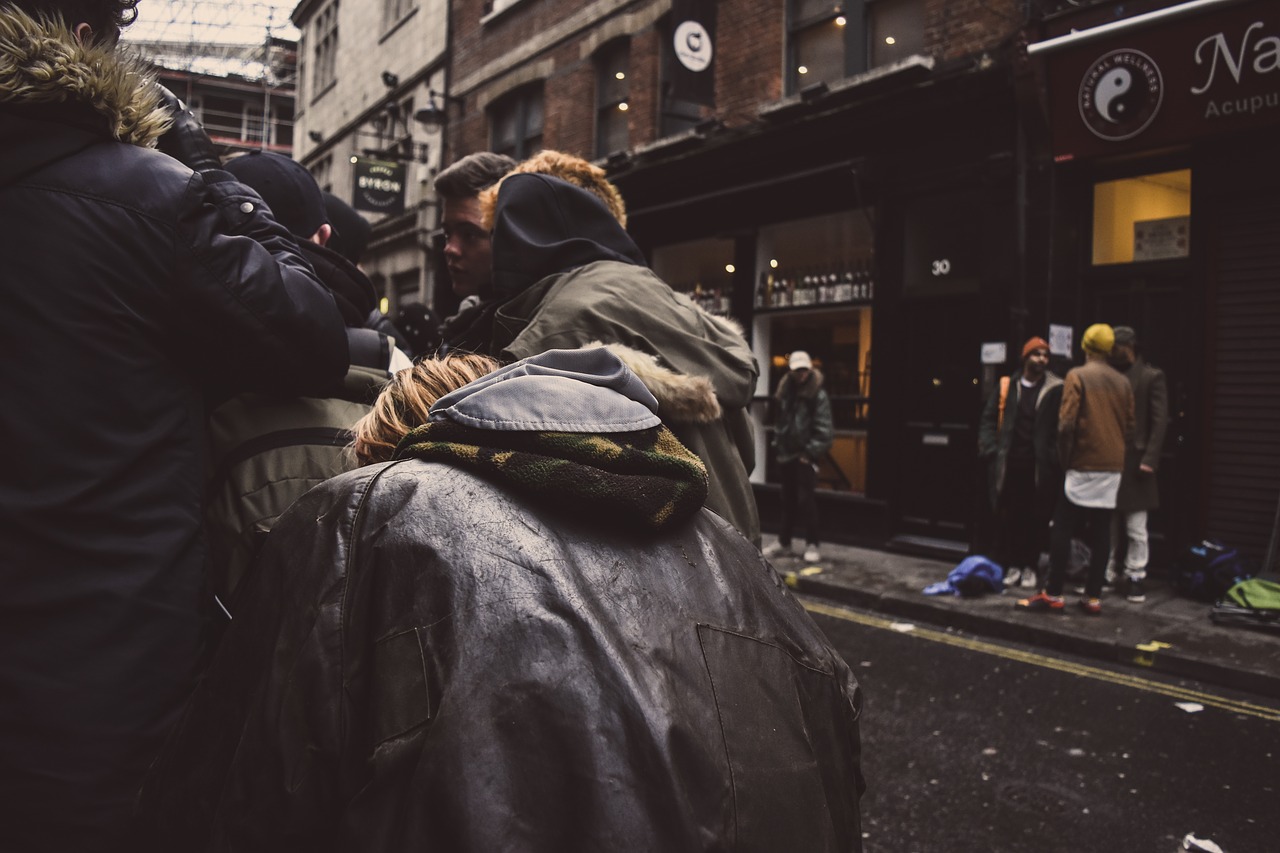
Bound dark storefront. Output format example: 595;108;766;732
1029;0;1280;565
612;59;1025;555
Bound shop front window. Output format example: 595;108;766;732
1092;169;1191;265
752;210;875;495
652;237;736;318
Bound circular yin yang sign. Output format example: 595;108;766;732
674;20;712;72
1078;49;1163;141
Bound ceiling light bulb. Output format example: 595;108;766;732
618;102;629;111
615;71;625;80
770;258;779;268
835;16;846;26
725;264;736;274
885;36;896;45
798;65;809;74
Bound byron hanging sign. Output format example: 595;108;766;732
1035;0;1280;159
352;156;406;216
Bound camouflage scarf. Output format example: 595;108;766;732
393;421;708;532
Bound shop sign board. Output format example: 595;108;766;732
1134;215;1191;261
351;156;405;216
1036;0;1280;159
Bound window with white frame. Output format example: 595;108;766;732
595;39;630;158
313;1;339;96
383;0;414;31
489;85;544;160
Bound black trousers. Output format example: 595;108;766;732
778;458;820;546
995;457;1047;572
1046;490;1113;599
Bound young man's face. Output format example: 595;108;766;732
441;195;492;299
1023;348;1049;379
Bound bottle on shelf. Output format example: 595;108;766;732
838;266;854;302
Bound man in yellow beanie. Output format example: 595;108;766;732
1018;324;1134;616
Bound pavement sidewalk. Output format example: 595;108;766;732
767;537;1280;700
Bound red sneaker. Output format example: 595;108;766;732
1077;597;1102;616
1016;591;1065;613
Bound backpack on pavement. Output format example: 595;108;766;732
1210;577;1280;632
1172;540;1253;603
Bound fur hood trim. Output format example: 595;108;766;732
481;150;628;231
583;342;722;425
0;8;170;146
776;367;824;400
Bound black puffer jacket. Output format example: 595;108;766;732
141;350;864;851
0;10;347;849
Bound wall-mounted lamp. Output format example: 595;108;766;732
381;70;400;89
413;89;466;127
307;130;323;143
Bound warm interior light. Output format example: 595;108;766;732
798;65;809;74
615;71;625;80
350;156;359;164
725;264;736;274
379;297;390;315
885;36;896;45
618;102;629;111
770;258;779;268
835;16;846;26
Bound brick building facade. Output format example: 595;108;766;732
287;0;1280;564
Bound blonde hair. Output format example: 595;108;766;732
352;353;500;466
480;149;628;231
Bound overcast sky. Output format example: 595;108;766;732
125;0;300;45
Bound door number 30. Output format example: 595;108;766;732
930;259;952;276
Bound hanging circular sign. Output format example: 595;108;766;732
673;20;712;73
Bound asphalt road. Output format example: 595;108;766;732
802;597;1280;853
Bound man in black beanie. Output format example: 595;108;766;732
208;152;412;605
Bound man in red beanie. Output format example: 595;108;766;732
978;336;1063;589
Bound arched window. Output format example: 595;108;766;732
595;39;631;158
489;84;544;160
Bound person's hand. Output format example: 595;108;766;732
1139;463;1155;474
153;85;222;172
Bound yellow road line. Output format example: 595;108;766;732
802;598;1280;723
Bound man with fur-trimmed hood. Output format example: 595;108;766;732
0;2;348;848
479;153;761;545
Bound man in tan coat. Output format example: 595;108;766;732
1018;324;1134;615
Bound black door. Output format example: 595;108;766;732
1091;276;1199;562
893;295;985;549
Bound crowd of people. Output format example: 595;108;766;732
978;326;1168;616
1;2;863;850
